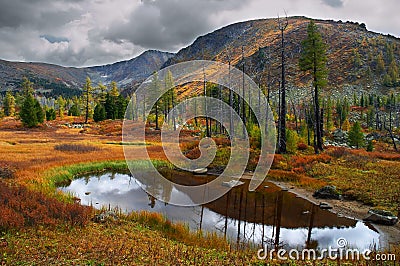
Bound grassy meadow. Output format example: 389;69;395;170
0;116;399;265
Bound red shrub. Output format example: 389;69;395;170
214;138;231;146
297;143;308;151
0;180;92;231
185;147;201;159
291;154;332;168
369;152;400;161
268;169;301;182
272;154;285;168
0;206;24;229
327;147;350;158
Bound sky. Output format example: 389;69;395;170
0;0;398;67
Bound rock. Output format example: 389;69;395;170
93;211;119;223
366;132;380;141
319;202;333;210
313;186;342;200
192;168;207;174
85;192;91;195
332;129;348;144
221;180;245;188
364;209;399;226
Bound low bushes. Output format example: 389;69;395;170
0;180;92;231
54;143;100;153
0;163;14;179
290;153;332;168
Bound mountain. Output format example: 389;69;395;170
164;16;400;98
87;50;174;86
0;60;87;97
0;50;174;97
1;17;399;99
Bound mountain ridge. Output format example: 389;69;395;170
1;17;400;98
163;16;400;99
0;50;174;97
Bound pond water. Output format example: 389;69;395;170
59;170;380;250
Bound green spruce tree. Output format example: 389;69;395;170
19;78;44;127
348;121;365;148
299;20;328;153
93;103;106;122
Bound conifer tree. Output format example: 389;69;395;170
348;121;364;148
68;104;80;116
150;73;161;129
93;103;106;122
299;20;328;153
83;77;93;123
376;52;385;74
56;96;66;118
3;91;15;116
97;82;107;104
164;70;176;130
19;78;44;127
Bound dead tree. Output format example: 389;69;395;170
277;13;288;154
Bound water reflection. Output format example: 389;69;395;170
59;171;379;250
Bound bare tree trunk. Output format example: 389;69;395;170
290;98;299;132
228;59;234;139
203;67;210;137
385;106;398;151
241;46;246;138
155;102;159;130
172;89;176;131
306;204;316;248
194;97;198;127
274;191;283;249
277;15;288;154
313;63;323;153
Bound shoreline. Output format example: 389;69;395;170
241;172;400;248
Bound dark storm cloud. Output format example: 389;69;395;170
321;0;344;8
0;0;84;29
104;0;246;51
0;0;398;67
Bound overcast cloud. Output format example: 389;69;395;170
0;0;398;67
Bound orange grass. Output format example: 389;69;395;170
0;118;173;191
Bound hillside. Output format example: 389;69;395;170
0;60;87;97
1;17;399;99
0;50;174;97
87;50;174;86
164;16;400;98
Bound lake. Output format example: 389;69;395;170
59;170;380;251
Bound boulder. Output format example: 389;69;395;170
221;180;245;188
192;168;207;174
313;186;342;200
364;209;399;226
366;132;380;141
332;129;348;144
319;202;333;210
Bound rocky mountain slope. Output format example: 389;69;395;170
88;50;174;87
0;50;174;97
1;16;399;98
164;16;400;98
